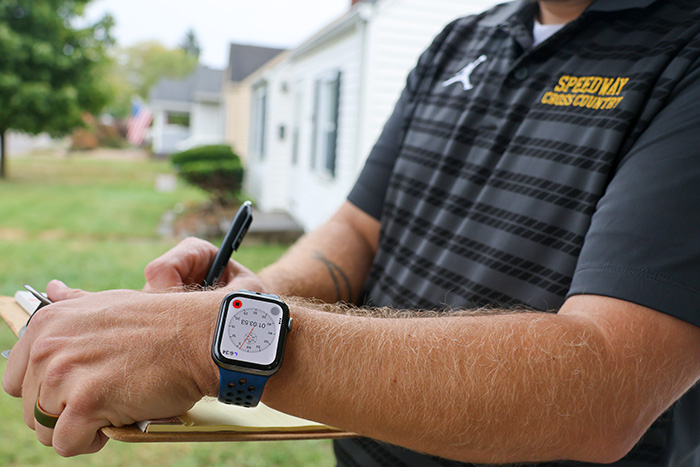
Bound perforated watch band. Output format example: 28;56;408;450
218;369;268;407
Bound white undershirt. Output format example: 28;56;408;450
533;20;566;46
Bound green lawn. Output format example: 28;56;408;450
0;151;334;466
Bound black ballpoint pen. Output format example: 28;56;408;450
202;200;253;288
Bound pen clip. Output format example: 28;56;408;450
22;284;53;331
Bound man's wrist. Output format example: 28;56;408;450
174;290;229;399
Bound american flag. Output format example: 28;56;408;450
126;100;153;146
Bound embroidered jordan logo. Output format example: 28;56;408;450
442;55;487;91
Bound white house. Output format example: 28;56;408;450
245;0;500;231
243;55;295;213
222;43;287;164
150;66;226;155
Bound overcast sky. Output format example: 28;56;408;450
84;0;352;69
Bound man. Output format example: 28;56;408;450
5;0;700;465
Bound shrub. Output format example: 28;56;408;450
96;123;128;149
171;144;243;206
70;127;99;150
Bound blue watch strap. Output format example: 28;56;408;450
218;368;268;407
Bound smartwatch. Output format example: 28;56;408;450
211;290;292;407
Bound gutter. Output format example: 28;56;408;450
290;3;373;61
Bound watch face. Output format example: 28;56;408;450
227;307;276;353
217;294;286;369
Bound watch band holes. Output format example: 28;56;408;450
228;382;236;388
239;378;247;385
248;386;255;392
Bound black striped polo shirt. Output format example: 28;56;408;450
344;0;700;465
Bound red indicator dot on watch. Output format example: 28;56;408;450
233;300;242;308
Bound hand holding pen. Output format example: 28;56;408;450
3;202;254;359
202;200;253;288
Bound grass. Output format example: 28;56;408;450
0;151;334;466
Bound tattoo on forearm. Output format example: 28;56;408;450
313;250;354;303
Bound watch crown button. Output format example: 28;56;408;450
288;317;293;331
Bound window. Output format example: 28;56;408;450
167;113;190;126
250;83;268;159
311;71;341;177
291;90;303;166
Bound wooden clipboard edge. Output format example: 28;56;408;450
0;296;27;337
0;296;357;443
102;424;357;443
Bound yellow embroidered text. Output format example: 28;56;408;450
541;75;629;110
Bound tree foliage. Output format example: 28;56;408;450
0;0;113;136
115;41;198;105
180;28;201;59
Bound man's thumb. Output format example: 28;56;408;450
46;280;87;302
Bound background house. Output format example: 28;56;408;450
150;65;225;155
245;0;499;231
222;43;286;163
240;53;293;212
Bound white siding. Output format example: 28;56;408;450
285;27;364;231
190;101;225;146
245;60;295;212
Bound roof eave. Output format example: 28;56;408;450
290;4;371;61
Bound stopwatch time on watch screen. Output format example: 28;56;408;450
220;300;282;367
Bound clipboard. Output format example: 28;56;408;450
0;296;356;443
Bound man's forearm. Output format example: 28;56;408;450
258;202;379;304
261;295;700;464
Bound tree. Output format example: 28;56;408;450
180;28;201;59
115;41;198;106
0;0;114;178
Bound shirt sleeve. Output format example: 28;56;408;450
568;61;700;327
346;89;408;220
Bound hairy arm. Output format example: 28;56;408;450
250;294;700;464
10;205;700;462
257;201;380;303
5;284;700;462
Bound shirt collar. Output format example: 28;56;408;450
481;1;529;27
481;0;661;27
587;0;659;12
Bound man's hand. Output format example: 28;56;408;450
143;237;267;292
2;280;222;457
143;202;379;303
